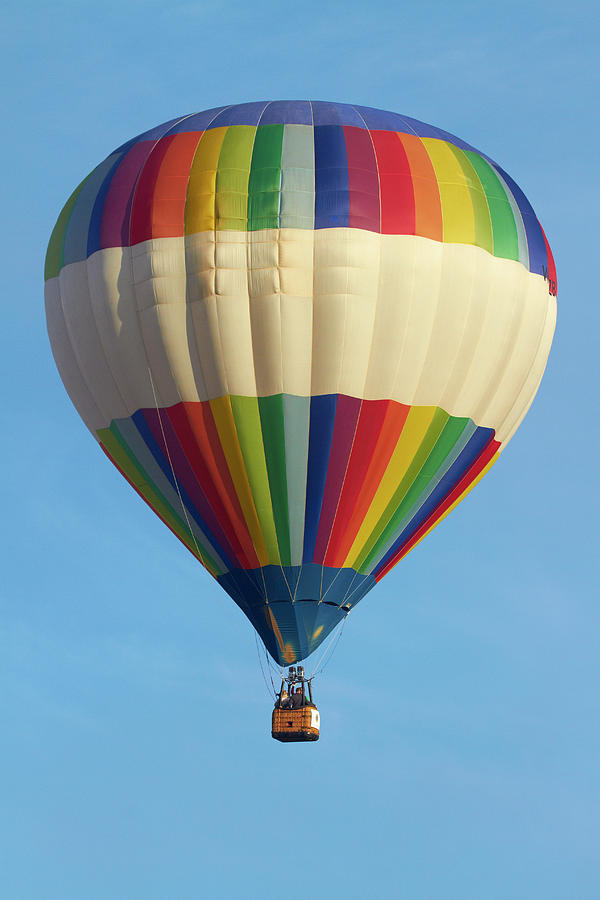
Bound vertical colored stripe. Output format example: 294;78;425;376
229;396;281;564
63;154;124;265
98;423;222;576
325;399;410;567
370;131;415;235
372;425;494;575
45;176;91;279
397;133;443;241
129;132;202;244
210;395;269;566
283;394;310;567
166;402;259;569
344;406;444;568
421;138;477;245
375;440;501;578
314;125;349;229
139;408;240;571
99;141;155;249
247;124;284;231
313;395;362;563
491;162;548;275
343;126;380;232
215;125;256;231
357;413;470;573
184;127;228;234
303;394;338;564
446;144;493;254
280;125;315;230
464;151;519;261
257;394;291;566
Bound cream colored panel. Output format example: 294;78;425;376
130;238;204;407
188;296;228;398
279;229;313;396
49;231;555;440
58;259;128;424
363;234;418;400
45;277;105;433
87;247;155;414
483;274;551;433
248;230;282;396
497;292;556;445
311;228;380;397
451;258;523;421
311;228;350;395
338;229;380;398
413;243;480;406
390;237;444;403
131;237;187;311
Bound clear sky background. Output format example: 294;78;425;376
2;1;598;897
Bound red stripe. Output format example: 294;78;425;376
167;401;260;569
539;223;557;296
313;395;362;563
324;399;410;566
374;438;501;581
370;130;415;234
129;132;202;245
100;141;154;249
343;126;380;232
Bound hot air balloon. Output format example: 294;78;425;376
45;101;556;741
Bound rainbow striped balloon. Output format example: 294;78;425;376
45;101;557;664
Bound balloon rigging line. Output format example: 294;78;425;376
254;630;275;699
147;367;205;567
308;613;348;680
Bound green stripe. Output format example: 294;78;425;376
229;395;281;563
465;151;519;261
448;145;494;255
258;394;291;565
44;175;91;280
358;414;471;573
248;124;284;231
215;125;256;231
98;425;222;576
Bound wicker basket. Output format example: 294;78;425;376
271;705;320;742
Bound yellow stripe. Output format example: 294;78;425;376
343;406;440;568
398;451;500;562
209;396;270;566
422;138;476;245
185;127;228;234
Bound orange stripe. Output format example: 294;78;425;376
130;132;203;243
325;400;410;567
397;133;443;241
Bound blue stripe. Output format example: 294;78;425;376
311;100;364;127
260;100;313;125
373;426;495;576
87;152;128;257
207;101;269;128
314;125;349;229
129;410;238;573
62;154;122;267
302;395;338;563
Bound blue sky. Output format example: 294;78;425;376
2;0;598;897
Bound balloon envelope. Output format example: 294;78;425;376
45;101;556;664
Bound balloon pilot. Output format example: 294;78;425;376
271;665;320;742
